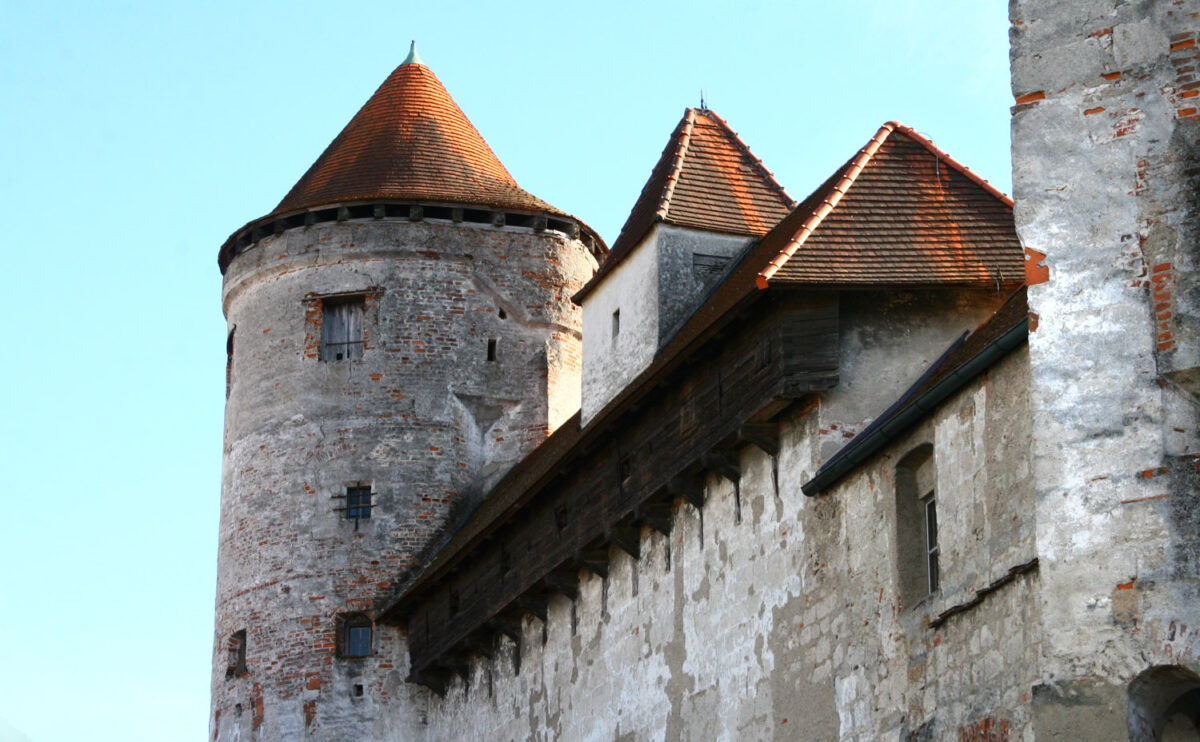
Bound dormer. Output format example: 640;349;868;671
575;108;794;423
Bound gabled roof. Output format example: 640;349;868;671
756;122;1021;289
270;53;564;217
575;108;794;301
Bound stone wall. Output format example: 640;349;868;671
212;218;595;740
1011;0;1200;735
421;340;1036;741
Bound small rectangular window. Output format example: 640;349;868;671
340;614;373;658
611;309;620;343
321;297;364;361
346;626;371;657
346;486;372;520
924;493;940;594
487;338;498;362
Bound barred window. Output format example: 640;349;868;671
346;486;372;520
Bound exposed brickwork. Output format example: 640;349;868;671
1012;0;1200;735
212;218;595;739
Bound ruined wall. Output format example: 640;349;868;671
1010;0;1200;734
421;345;1037;741
212;218;595;740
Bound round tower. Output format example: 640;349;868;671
211;44;604;740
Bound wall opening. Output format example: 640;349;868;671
225;629;247;678
225;327;235;400
1129;665;1200;740
895;443;937;606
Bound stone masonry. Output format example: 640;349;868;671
212;218;595;739
1011;0;1200;735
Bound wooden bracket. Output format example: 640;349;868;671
575;548;610;579
635;500;674;535
513;595;548;623
544;569;579;600
487;614;523;643
606;525;641;559
667;473;705;509
702;451;741;482
738;423;780;456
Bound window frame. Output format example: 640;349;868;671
922;490;940;594
320;295;365;362
338;613;374;659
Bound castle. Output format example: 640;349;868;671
212;3;1200;739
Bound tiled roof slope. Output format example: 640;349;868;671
271;58;565;217
576;108;794;301
757;122;1021;289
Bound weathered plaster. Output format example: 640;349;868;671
212;218;594;740
1011;0;1200;732
422;344;1037;741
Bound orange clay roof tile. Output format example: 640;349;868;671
271;60;564;217
755;122;1021;289
575;108;794;301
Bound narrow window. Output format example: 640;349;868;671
895;443;937;606
346;485;372;520
225;327;235;399
611;309;620;343
487;338;498;362
497;307;507;319
226;629;247;677
341;614;372;658
321;297;364;361
923;493;940;594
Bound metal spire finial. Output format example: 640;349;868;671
403;40;423;66
700;89;707;110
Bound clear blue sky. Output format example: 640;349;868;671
0;2;1011;739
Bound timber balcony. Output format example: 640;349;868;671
380;292;839;693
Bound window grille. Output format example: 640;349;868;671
346;486;372;520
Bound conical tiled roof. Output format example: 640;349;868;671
575;108;794;301
271;54;562;217
755;122;1022;288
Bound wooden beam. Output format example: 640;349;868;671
738;423;780;456
635;501;674;535
606;525;641;559
409;666;451;695
702;451;741;482
487;614;523;643
513;594;548;623
436;655;470;682
667;473;705;509
575;548;610;579
461;634;494;659
543;569;578;600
